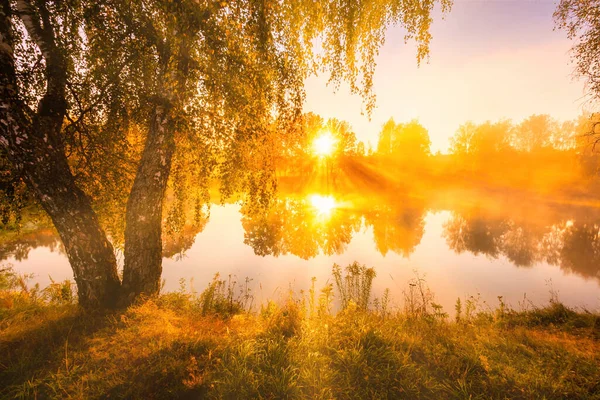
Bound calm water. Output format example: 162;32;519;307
2;191;600;313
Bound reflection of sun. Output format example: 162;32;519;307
310;195;336;217
313;132;336;157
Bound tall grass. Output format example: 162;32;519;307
332;261;376;310
1;264;599;399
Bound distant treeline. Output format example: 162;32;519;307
274;112;600;194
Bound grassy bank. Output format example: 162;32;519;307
1;265;599;399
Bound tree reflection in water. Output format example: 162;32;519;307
443;210;600;280
2;190;600;283
240;195;361;259
0;229;63;262
363;198;426;257
240;193;426;259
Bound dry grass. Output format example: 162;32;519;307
1;265;599;399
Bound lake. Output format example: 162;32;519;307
2;188;600;314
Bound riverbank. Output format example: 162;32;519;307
1;266;599;399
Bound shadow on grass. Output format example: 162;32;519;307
101;340;215;400
0;306;113;397
0;303;222;399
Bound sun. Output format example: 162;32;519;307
310;195;337;217
313;132;337;157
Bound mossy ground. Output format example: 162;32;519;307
0;267;599;399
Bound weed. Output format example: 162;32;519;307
198;274;254;317
1;264;599;399
332;262;376;310
43;277;75;305
455;297;462;323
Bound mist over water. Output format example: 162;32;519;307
4;187;600;314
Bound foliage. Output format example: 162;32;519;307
332;262;376;310
403;272;435;318
449;120;512;158
0;266;40;314
158;273;254;318
555;0;600;102
198;274;254;317
42;277;76;305
377;118;432;161
241;194;363;259
1;0;453;306
1;264;599;399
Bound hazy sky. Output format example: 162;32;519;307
303;0;588;153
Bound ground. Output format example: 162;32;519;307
1;268;599;399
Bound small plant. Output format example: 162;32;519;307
373;288;391;318
0;265;18;291
464;293;482;322
303;278;333;319
546;279;560;305
318;282;334;317
518;293;534;312
308;277;317;317
266;298;302;338
0;265;40;310
455;297;462;323
431;302;448;320
43;277;75;304
332;262;376;311
495;295;506;322
198;273;253;316
403;271;434;318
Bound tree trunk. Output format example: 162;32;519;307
120;103;175;304
18;140;122;309
0;0;121;308
0;116;122;308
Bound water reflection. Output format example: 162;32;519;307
163;224;206;261
235;190;600;282
239;193;429;260
442;211;600;280
2;191;600;283
240;195;360;259
238;191;430;260
0;229;63;262
363;198;426;257
443;211;508;259
547;221;600;279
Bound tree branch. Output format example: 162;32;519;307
15;0;67;121
14;0;50;59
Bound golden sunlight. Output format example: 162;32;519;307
309;194;337;217
313;131;337;157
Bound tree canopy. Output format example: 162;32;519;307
0;0;452;307
555;0;600;102
377;118;431;159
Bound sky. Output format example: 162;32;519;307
303;0;588;153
